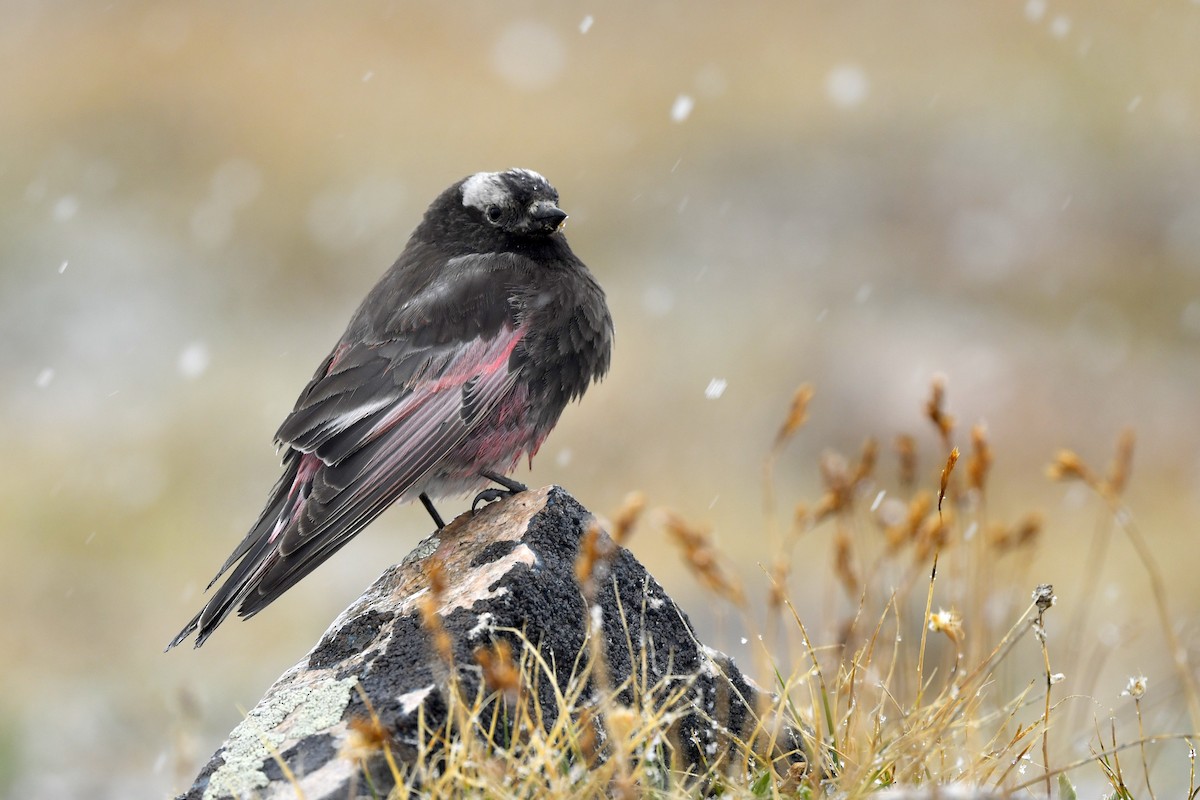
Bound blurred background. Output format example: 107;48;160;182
3;1;1200;796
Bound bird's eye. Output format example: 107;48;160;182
486;205;503;223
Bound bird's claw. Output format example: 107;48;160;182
472;488;508;512
471;472;529;513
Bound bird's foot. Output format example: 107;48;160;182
471;471;528;513
471;487;509;510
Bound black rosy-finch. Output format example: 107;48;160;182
168;169;613;649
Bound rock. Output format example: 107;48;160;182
178;486;805;799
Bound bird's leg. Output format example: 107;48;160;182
471;470;529;512
419;492;446;530
482;470;528;493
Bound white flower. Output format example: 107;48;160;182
1122;675;1148;699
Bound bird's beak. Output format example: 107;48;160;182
529;200;568;233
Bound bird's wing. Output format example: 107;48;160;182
174;327;525;648
170;255;533;648
273;327;526;583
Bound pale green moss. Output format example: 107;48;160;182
203;675;356;800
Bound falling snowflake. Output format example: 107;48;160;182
178;342;211;380
491;21;566;92
825;64;869;109
641;285;675;317
53;195;79;221
671;94;695;123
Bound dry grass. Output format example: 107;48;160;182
303;378;1200;798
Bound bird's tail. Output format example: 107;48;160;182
165;452;304;650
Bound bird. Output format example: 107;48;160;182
168;168;613;649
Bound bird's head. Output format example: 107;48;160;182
460;168;568;238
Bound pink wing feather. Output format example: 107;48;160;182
172;323;527;646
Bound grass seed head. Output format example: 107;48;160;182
424;556;447;600
474;639;520;698
928;607;965;645
419;557;454;666
791;501;810;534
938;447;960;513
853;437;878;484
774;384;815;450
612;490;647;546
575;519;611;592
895;433;918;488
926;375;956;441
1014;512;1042;548
967;423;992;493
883;491;932;551
815;449;853;522
343;713;392;759
662;510;747;607
1046;450;1095;486
576;707;600;766
986;512;1042;554
833;528;860;598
